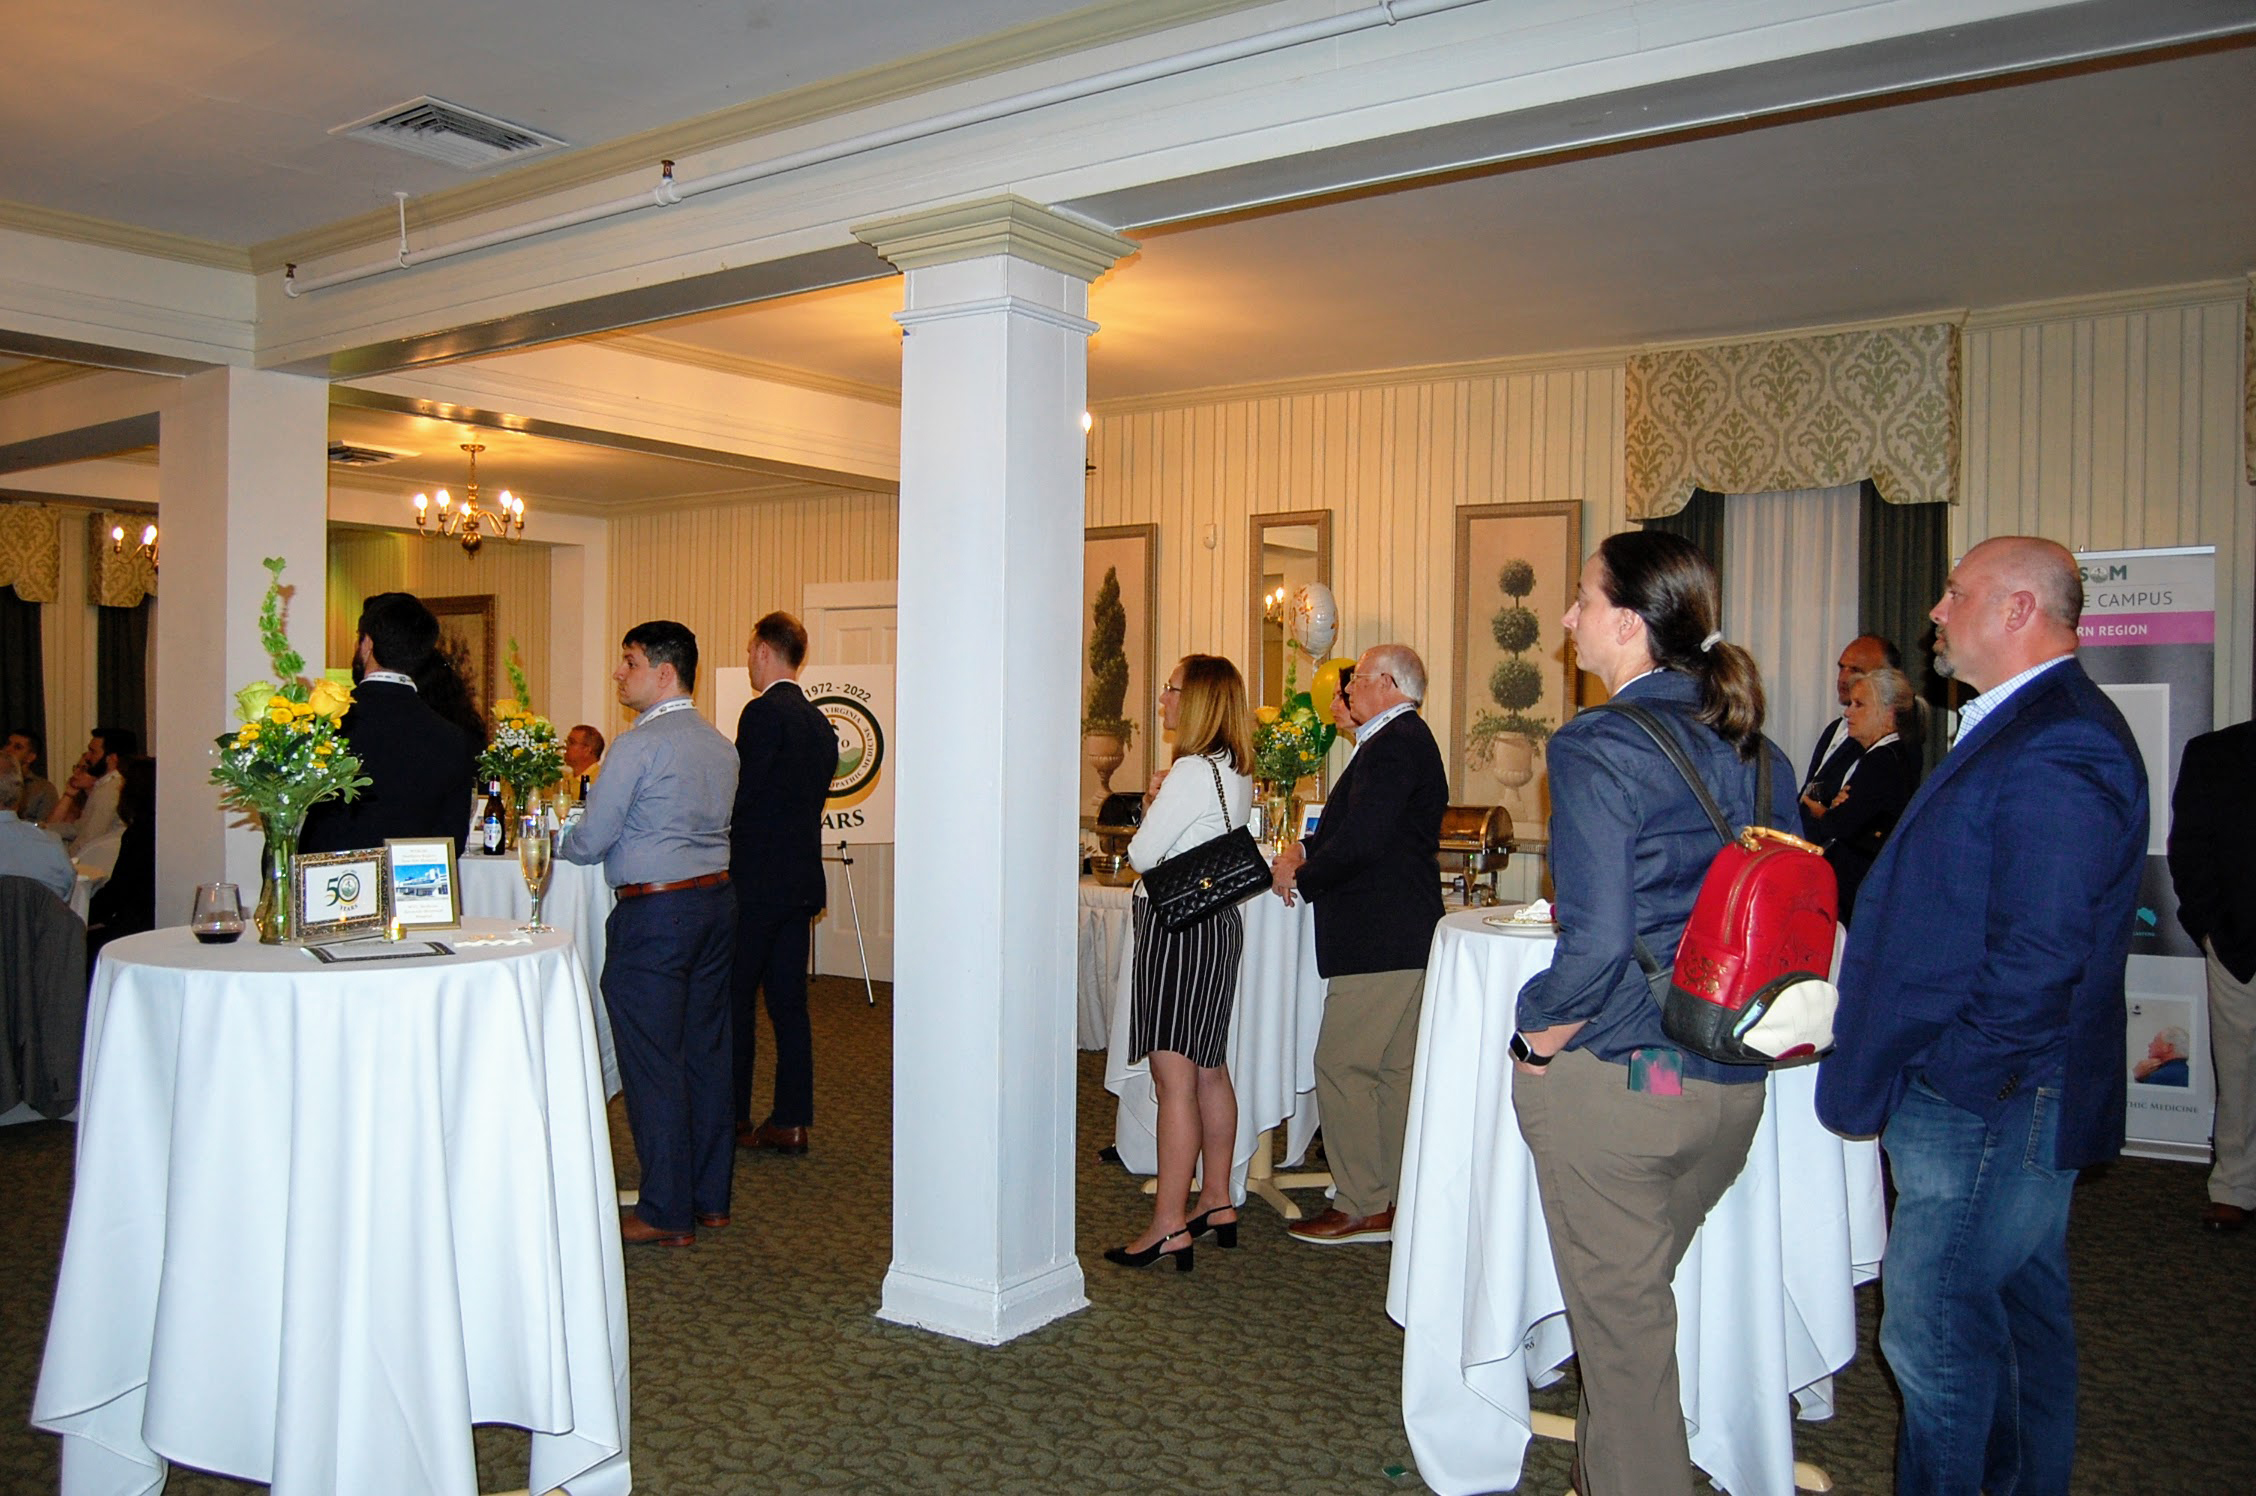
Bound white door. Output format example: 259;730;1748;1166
804;581;896;981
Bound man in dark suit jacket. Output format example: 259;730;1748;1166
1797;633;1894;839
1270;642;1447;1245
730;612;841;1155
302;593;478;855
2168;718;2256;1232
1818;537;2146;1496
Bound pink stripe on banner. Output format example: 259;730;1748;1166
2077;612;2215;647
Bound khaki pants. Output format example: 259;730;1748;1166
2209;940;2256;1209
1313;968;1426;1217
1512;1047;1764;1496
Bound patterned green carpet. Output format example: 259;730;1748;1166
5;975;2253;1493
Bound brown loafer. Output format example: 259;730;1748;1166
695;1211;730;1229
739;1122;809;1155
1286;1205;1394;1245
2201;1201;2249;1232
619;1210;695;1247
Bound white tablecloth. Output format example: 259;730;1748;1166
1388;910;1886;1496
459;853;620;1097
34;920;632;1496
1097;882;1326;1199
1077;877;1135;1050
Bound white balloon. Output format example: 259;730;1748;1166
1291;581;1338;658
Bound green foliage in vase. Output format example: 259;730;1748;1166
1082;566;1135;746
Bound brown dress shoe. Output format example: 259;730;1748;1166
619;1209;695;1247
695;1211;730;1229
1286;1205;1395;1245
2201;1201;2249;1232
739;1122;810;1155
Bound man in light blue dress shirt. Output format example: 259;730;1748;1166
562;620;739;1247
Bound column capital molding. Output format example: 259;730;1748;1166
853;195;1134;283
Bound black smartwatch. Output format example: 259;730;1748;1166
1509;1033;1552;1068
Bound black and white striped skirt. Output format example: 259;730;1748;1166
1129;895;1244;1069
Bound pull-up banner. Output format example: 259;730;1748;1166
2075;545;2216;1161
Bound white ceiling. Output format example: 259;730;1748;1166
645;44;2256;402
0;0;1105;246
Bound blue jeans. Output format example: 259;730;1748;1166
603;882;736;1232
1879;1078;2079;1496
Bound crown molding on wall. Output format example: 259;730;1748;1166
1961;277;2249;330
592;479;894;519
596;333;902;406
0;200;250;272
247;0;1272;275
0;360;93;400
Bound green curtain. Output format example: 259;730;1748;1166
0;584;44;749
95;598;150;748
1856;482;1953;771
1640;488;1728;590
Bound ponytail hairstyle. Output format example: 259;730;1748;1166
1595;531;1767;757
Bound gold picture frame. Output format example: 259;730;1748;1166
384;837;461;930
292;847;389;943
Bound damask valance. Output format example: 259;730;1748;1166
1624;321;1960;518
87;511;158;607
0;502;62;603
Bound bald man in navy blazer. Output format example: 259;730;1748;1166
1818;537;2145;1496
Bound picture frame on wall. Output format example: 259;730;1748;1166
426;594;498;724
1082;524;1157;821
1451;502;1582;849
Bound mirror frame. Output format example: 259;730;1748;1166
1247;509;1334;705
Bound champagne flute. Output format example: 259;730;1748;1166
518;822;555;933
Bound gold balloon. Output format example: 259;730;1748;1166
1311;656;1355;720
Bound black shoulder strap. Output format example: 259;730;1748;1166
1204;753;1230;817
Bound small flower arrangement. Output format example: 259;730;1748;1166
476;640;565;799
1252;659;1337;785
210;558;369;828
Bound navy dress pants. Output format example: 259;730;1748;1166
730;899;815;1128
602;881;735;1232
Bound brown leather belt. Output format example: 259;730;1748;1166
615;871;730;901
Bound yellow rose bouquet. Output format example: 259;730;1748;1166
475;641;565;803
210;558;370;940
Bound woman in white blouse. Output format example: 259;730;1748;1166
1106;654;1256;1271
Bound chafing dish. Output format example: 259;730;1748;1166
1091;790;1145;861
1088;852;1141;888
1438;803;1513;906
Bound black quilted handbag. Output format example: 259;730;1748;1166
1140;756;1270;932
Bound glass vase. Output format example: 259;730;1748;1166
1259;779;1303;854
253;807;308;945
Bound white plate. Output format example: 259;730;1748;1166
1481;908;1556;937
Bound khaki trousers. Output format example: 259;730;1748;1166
1512;1047;1764;1496
2208;940;2256;1209
1313;968;1427;1217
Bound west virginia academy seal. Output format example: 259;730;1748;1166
813;694;884;806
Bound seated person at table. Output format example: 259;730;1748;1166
43;726;134;848
6;727;60;824
563;724;605;796
86;755;157;961
1513;531;1797;1496
0;756;75;900
1106;653;1256;1271
302;593;478;854
1798;665;1921;923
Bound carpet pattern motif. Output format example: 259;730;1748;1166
5;974;2252;1493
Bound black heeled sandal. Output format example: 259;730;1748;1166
1186;1206;1239;1249
1104;1227;1194;1271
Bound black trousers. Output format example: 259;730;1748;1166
731;899;815;1126
604;882;736;1231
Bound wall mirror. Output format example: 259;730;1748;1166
1247;509;1332;709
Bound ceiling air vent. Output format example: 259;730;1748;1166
327;441;413;467
332;97;566;171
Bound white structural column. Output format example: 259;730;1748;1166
856;197;1135;1343
155;368;330;923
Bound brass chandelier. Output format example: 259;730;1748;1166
411;443;525;553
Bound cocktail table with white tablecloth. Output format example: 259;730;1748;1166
1094;878;1326;1202
1388;910;1886;1496
459;851;621;1097
34;920;632;1496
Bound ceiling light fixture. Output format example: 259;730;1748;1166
412;443;525;554
110;522;158;572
